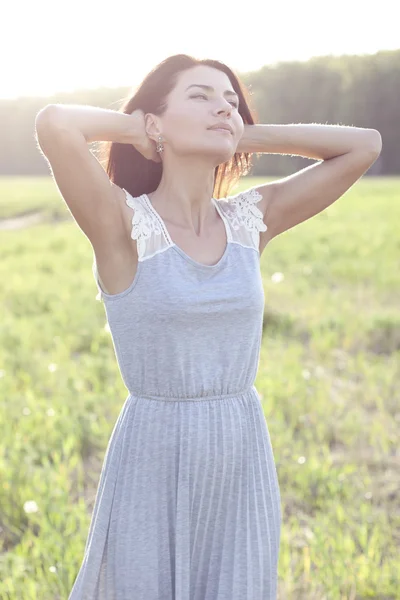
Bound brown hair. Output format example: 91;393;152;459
98;54;258;199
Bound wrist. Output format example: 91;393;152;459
127;110;146;147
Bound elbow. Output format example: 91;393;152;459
35;104;63;130
35;105;67;143
365;129;382;155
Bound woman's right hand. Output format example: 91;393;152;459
129;109;161;163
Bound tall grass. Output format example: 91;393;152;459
0;175;399;599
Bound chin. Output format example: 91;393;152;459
179;140;236;164
205;142;236;164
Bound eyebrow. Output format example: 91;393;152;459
185;84;239;99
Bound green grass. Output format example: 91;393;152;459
0;175;399;599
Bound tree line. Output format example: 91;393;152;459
0;48;398;177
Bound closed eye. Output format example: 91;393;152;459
189;94;238;109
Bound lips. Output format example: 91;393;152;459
208;123;233;135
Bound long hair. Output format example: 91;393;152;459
98;54;258;199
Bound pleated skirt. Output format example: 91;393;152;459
68;387;282;600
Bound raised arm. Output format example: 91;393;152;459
34;104;149;295
237;123;382;247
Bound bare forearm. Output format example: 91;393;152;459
236;123;382;160
35;104;139;144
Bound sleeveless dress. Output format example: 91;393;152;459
68;187;282;600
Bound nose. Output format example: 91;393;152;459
214;97;233;116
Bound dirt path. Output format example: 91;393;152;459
0;211;70;231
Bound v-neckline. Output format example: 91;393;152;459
141;193;231;269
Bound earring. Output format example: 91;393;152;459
156;135;164;154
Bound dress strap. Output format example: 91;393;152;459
122;187;266;261
216;188;267;253
123;190;172;262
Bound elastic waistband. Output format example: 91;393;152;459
128;385;256;403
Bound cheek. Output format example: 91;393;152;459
165;117;213;152
236;117;244;136
164;110;202;144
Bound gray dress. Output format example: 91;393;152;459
68;187;282;600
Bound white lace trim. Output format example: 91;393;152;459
124;191;171;261
123;187;266;262
218;188;267;251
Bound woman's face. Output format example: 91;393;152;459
146;65;244;165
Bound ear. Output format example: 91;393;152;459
144;113;162;143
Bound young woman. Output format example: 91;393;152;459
35;53;381;600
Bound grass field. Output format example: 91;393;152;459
0;174;399;599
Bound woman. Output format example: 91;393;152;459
35;53;381;599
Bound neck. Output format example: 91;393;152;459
149;156;216;234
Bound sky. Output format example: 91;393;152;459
3;0;399;100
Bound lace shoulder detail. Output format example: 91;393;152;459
123;190;170;261
218;188;267;252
